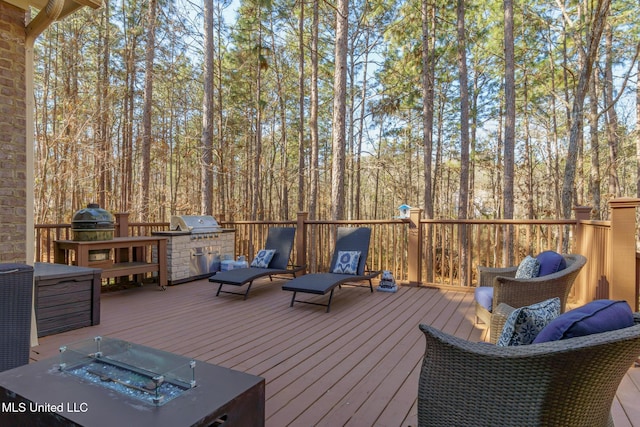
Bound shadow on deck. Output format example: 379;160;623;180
29;278;640;426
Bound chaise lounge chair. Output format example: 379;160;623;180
282;227;380;312
209;227;303;299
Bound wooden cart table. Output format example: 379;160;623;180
54;237;168;289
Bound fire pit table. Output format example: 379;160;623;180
0;337;265;427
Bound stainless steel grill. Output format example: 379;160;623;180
168;215;225;280
170;215;222;234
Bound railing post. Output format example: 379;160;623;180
296;212;308;274
115;212;129;237
408;207;423;286
609;198;640;311
572;206;591;305
112;213;131;271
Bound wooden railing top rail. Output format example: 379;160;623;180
36;223;72;228
299;219;407;225
577;219;611;226
219;220;295;225
420;218;577;225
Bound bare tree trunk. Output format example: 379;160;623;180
523;71;534;219
469;57;478;219
309;0;320;221
503;0;515;265
215;2;226;217
354;28;370;220
433;92;445;217
121;29;136;214
201;0;214;215
297;0;305;213
456;0;470;286
252;7;264;221
141;0;157;221
422;0;435;282
545;24;562;218
331;0;349;221
269;17;289;219
66;24;81;211
562;0;612;222
96;0;111;209
309;0;320;270
589;68;601;218
347;39;355;219
494;100;504;264
351;38;370;219
494;99;503;217
604;23;620;198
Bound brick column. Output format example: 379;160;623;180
0;2;27;263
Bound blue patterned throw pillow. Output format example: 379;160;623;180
497;297;561;346
515;255;540;279
332;251;361;275
250;249;276;268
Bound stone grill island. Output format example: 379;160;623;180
153;215;235;285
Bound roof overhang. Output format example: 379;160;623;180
5;0;101;23
4;0;101;39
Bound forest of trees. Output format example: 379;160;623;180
32;0;640;225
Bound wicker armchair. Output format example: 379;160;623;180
475;253;587;343
418;312;640;427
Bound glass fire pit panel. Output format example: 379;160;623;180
58;336;196;406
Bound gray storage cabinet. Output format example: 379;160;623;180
34;262;101;337
0;263;33;372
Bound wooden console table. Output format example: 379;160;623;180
54;237;168;289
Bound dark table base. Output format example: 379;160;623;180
0;355;264;427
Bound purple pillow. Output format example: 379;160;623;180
536;251;566;276
474;286;494;312
533;299;634;343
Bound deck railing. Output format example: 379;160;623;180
34;199;640;310
31;218;579;287
219;216;578;288
419;218;576;287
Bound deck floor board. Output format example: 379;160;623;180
29;277;640;427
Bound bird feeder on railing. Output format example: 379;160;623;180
398;204;411;219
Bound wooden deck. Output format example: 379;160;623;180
29;277;640;426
